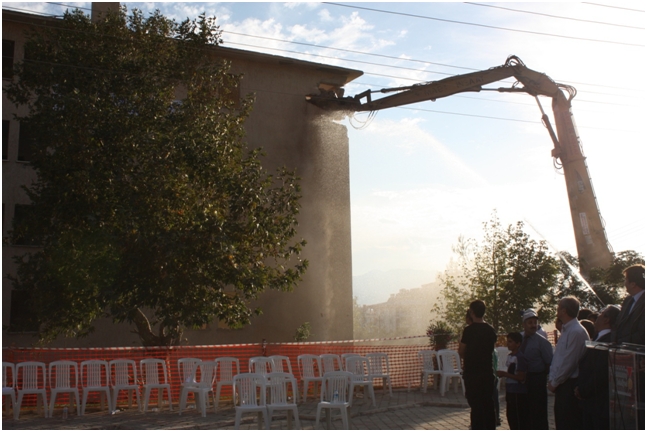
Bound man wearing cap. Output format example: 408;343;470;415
519;308;553;430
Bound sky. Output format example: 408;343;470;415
4;1;645;302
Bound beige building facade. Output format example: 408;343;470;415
2;7;360;347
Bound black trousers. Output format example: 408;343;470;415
465;373;497;430
505;392;529;430
555;378;582;430
525;372;549;429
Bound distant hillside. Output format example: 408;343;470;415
352;269;435;305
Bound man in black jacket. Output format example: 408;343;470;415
575;305;620;429
613;264;645;345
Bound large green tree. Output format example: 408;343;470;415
5;8;308;346
433;212;560;334
551;250;645;309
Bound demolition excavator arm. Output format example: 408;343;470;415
307;55;613;274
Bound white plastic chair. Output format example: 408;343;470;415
437;350;465;397
214;357;240;410
178;357;201;387
315;371;352;430
248;357;274;376
80;360;112;415
345;356;376;407
140;359;172;412
297;354;323;403
495;347;509;391
320;354;342;374
177;358;201;408
233;373;269;429
16;361;48;418
366;352;393;396
269;355;294;375
48;360;80;417
340;353;361;369
266;372;300;429
418;350;442;393
179;360;217;417
109;359;141;412
2;362;18;420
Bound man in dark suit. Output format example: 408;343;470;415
613;264;644;345
612;264;645;430
575;305;621;429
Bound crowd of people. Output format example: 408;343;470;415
457;263;645;430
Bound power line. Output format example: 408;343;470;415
3;8;642;93
222;31;642;93
224;39;642;104
582;2;645;13
46;2;91;12
323;2;644;47
225;40;459;78
2;6;63;17
394;106;638;132
465;2;644;29
3;7;644;106
223;30;475;72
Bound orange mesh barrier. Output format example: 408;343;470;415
2;334;554;409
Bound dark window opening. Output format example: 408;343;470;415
12;204;38;246
9;290;40;333
2;39;15;79
3;120;9;160
18;123;33;162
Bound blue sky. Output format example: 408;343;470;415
5;2;645;300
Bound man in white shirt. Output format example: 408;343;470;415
547;296;590;430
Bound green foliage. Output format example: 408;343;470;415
433;211;560;333
293;322;312;342
589;250;644;304
426;320;456;349
430;266;474;337
544;250;644;316
5;8;308;346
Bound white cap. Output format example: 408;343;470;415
522;308;538;321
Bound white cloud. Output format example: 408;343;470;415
318;8;332;22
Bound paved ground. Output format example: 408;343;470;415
3;384;556;430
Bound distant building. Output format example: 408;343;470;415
2;5;361;347
355;281;442;340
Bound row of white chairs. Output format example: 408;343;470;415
228;370;362;430
418;348;510;396
418;349;466;397
296;353;392;408
3;353;393;422
2;359;171;420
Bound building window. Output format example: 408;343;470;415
12;204;38;245
2;120;8;160
2;39;15;79
17;123;33;162
9;290;40;333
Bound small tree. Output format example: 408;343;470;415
433;211;560;333
293;322;312;342
6;8;308;346
426;320;456;350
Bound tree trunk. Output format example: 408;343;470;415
132;308;182;346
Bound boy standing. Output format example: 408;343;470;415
497;332;528;430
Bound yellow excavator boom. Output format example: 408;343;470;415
307;55;613;274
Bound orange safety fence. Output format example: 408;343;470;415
3;333;555;410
